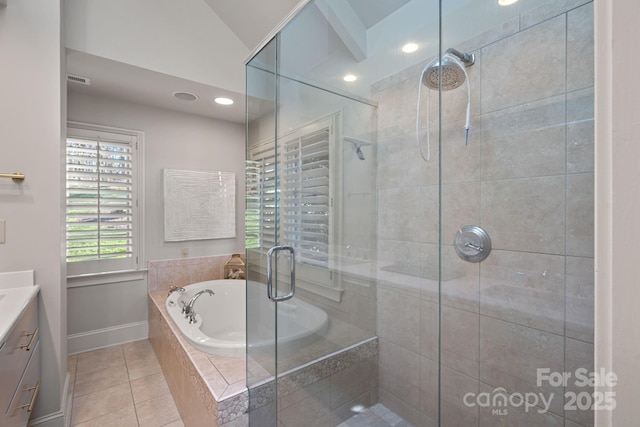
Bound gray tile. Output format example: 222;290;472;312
567;88;594;174
480;250;565;335
330;359;377;410
441;306;479;378
377;132;438;189
440;245;480;313
278;379;331;426
377;185;438;244
379;389;436;427
377;76;421;140
419;357;438;420
481;15;566;113
457;16;520;54
566;256;594;343
567;3;595;92
477;382;565;426
565;339;595;427
479;316;565;415
566;173;594;257
442;182;481;236
440;367;479;426
480;95;566;180
378;339;421;410
377;240;436;299
520;0;591;30
420;300;439;361
377;288;421;353
440;116;482;184
481;176;566;255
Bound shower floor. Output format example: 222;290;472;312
338;403;414;427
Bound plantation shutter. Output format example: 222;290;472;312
248;143;278;253
247;125;331;269
281;128;330;267
66;126;138;274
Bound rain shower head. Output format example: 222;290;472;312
421;48;475;90
416;47;475;162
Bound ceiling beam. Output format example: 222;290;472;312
314;0;367;62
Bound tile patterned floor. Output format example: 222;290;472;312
68;339;184;427
68;341;407;427
337;403;414;427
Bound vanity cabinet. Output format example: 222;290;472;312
0;297;40;427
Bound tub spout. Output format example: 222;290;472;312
184;289;215;323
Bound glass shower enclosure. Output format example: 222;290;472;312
246;1;594;426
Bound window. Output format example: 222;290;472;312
66;123;143;277
246;114;338;293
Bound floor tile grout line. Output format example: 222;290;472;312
69;341;185;427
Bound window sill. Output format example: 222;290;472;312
67;269;148;288
247;260;344;302
297;280;344;303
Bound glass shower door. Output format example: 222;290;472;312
246;35;280;425
246;3;379;424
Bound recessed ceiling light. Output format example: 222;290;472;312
498;0;518;5
343;74;357;82
214;97;234;105
173;91;198;101
402;43;419;53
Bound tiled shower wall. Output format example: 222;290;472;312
374;1;594;426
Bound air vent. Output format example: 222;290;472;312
67;74;90;85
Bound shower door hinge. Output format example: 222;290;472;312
330;197;334;208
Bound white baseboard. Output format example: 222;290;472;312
28;411;65;427
28;373;70;427
67;321;148;355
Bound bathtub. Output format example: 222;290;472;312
166;279;329;358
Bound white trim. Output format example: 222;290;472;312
65;121;146;275
67;269;147;288
245;0;312;64
28;412;65;427
594;1;612;426
67;321;148;355
28;372;69;427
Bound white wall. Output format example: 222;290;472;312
0;0;66;423
595;1;640;426
65;0;249;94
67;91;245;342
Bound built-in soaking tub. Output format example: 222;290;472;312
166;279;329;358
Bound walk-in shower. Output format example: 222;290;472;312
246;0;594;426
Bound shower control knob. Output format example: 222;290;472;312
454;225;491;263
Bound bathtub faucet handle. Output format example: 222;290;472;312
168;285;185;297
184;289;215;320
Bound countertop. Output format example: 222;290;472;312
0;270;39;345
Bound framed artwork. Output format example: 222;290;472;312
163;169;236;241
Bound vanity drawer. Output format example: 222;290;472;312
0;297;38;414
5;340;40;427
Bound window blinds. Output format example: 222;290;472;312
65;136;134;262
247;127;331;268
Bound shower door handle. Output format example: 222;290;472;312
266;245;296;302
